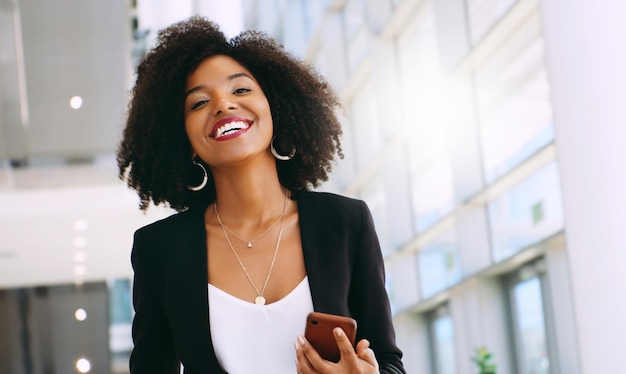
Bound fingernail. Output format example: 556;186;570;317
295;341;300;351
297;335;305;345
334;327;343;337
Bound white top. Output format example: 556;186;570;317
208;277;314;374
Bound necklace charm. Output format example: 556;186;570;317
247;242;253;248
255;296;266;305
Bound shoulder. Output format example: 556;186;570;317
130;207;204;267
134;207;203;239
295;190;371;227
295;190;366;211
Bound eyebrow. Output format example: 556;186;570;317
184;72;254;98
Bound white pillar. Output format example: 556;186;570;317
539;1;626;372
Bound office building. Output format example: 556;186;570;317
1;0;624;373
242;0;626;373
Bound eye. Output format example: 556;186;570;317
191;99;208;110
233;87;251;95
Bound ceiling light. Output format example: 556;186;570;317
74;251;87;262
75;308;87;321
76;358;91;373
74;219;88;231
70;96;83;109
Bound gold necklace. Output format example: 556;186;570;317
214;194;288;248
216;202;287;305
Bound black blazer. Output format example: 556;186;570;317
130;191;405;373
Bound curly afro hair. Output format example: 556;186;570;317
117;16;343;211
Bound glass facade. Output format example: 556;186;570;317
359;175;391;255
240;0;607;372
343;0;369;72
418;230;460;299
488;161;564;261
428;305;457;374
6;0;623;373
396;4;455;233
109;278;132;324
350;80;383;169
467;0;519;44
408;143;455;233
506;260;552;374
475;13;554;183
512;278;550;373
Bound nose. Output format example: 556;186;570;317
213;94;237;115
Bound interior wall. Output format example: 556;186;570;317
0;282;110;374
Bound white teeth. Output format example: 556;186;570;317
214;121;249;138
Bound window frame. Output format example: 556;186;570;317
502;258;558;374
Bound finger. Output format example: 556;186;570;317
296;335;329;372
356;339;379;369
333;327;358;364
295;338;316;373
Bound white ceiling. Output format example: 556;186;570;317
0;162;175;288
0;0;174;289
1;0;131;162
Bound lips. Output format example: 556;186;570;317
210;116;252;140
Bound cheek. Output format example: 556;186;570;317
259;98;274;125
184;113;203;136
184;115;206;152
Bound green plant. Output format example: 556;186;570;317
472;346;497;374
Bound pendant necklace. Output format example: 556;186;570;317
216;197;288;305
214;194;288;248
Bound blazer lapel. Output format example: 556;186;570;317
296;191;353;317
161;207;225;373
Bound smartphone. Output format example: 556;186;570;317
304;312;357;362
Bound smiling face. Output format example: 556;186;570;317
184;55;273;168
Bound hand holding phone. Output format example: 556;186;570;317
304;312;357;362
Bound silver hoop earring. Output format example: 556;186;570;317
187;160;208;191
270;137;296;161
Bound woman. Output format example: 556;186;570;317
117;16;405;374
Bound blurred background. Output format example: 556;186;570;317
0;0;624;373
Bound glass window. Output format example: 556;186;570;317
488;161;564;262
282;1;307;57
328;116;357;190
428;305;457;374
343;0;364;41
312;47;327;80
408;146;455;233
302;0;325;39
467;0;519;44
343;0;369;71
418;229;461;299
475;14;554;184
349;80;382;170
506;259;552;374
396;4;440;122
256;0;281;36
359;176;390;256
108;278;132;324
388;251;421;311
396;5;455;233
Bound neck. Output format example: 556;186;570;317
210;162;288;223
